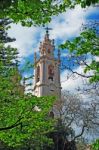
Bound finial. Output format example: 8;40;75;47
45;27;52;39
58;49;61;60
52;39;55;50
46;27;49;35
34;52;37;63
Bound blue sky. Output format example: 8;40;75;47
7;5;99;93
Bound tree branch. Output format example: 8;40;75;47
74;125;86;140
62;64;93;78
0;118;22;131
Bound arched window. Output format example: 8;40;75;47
48;65;54;81
48;49;50;54
36;66;40;82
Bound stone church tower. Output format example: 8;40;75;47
33;29;61;100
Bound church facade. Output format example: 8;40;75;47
33;29;61;100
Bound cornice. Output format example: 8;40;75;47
34;56;59;66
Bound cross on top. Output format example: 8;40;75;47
45;27;52;34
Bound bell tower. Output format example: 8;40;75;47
33;28;61;99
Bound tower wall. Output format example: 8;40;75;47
33;31;61;100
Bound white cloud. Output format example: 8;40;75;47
95;56;99;62
49;5;86;40
61;66;84;92
61;64;94;91
49;5;97;41
7;24;44;59
7;5;98;59
61;63;99;102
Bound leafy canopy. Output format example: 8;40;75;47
92;139;99;150
0;0;99;26
0;18;56;148
60;30;99;83
0;48;55;147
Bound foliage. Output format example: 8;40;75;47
0;1;99;149
0;92;55;147
73;0;99;7
0;18;56;149
0;64;55;148
92;139;99;150
0;0;99;26
0;0;65;26
60;30;99;83
0;52;55;148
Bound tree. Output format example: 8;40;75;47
91;139;99;150
49;91;99;150
0;1;99;149
0;18;56;149
0;0;65;26
60;29;99;83
0;0;99;26
0;18;23;96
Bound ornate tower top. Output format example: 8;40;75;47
39;28;55;57
33;29;61;99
